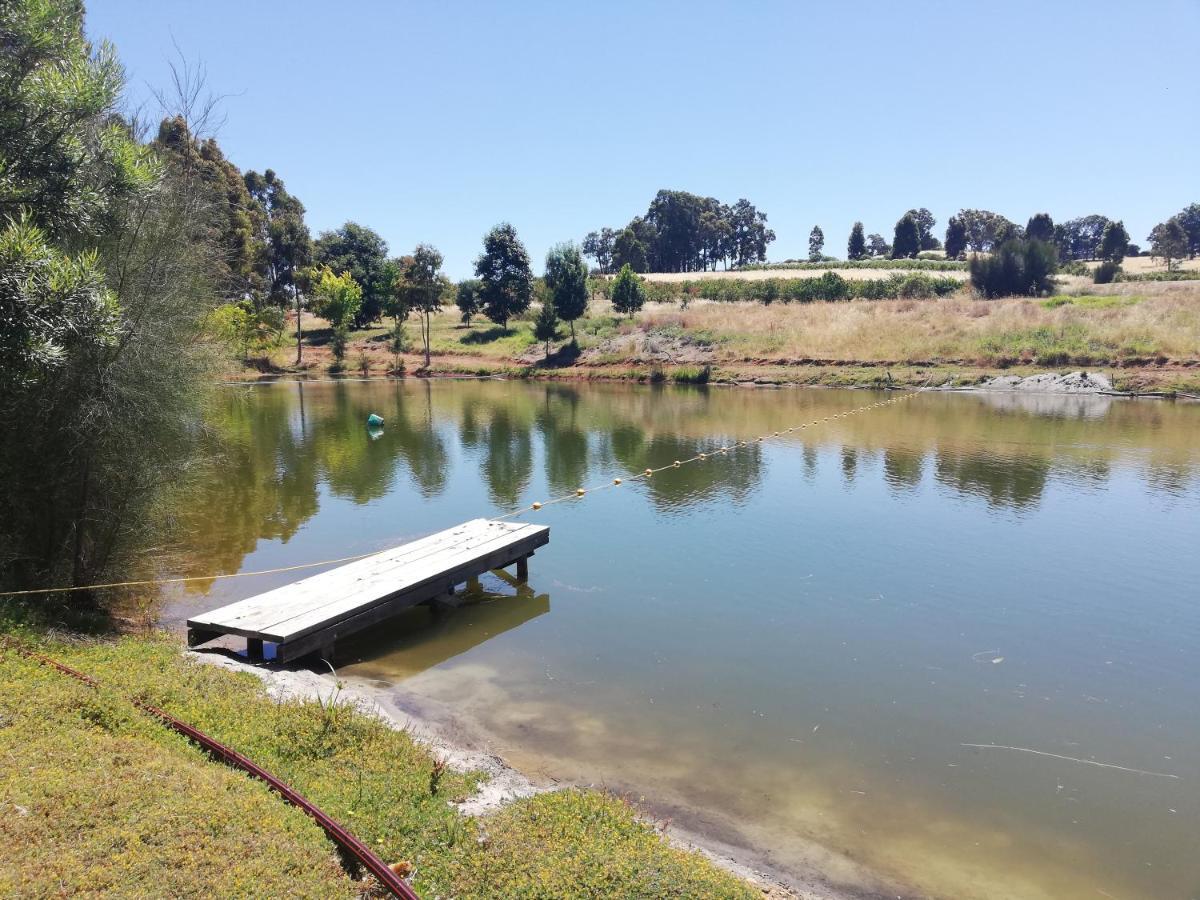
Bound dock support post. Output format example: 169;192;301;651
247;638;264;660
517;555;529;582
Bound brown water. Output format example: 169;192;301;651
165;380;1200;899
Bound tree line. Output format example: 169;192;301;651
583;190;775;274
828;205;1199;270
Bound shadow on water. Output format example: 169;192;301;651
336;573;551;679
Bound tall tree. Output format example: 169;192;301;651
1053;215;1112;261
612;225;649;272
1098;220;1130;263
581;227;616;273
847;222;866;260
866;233;890;258
905;208;939;250
397;244;447;368
1174;203;1200;258
1025;213;1055;243
891;213;920;259
244;169;311;363
313;222;389;327
544;242;589;343
152;117;264;303
1148;218;1188;271
474;223;533;332
956;209;1018;252
808;226;824;262
610;264;645;317
944;216;967;259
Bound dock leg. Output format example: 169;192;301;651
517;555;529;582
246;638;264;660
187;627;220;648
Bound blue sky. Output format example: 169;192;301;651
87;0;1199;278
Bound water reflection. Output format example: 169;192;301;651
174;382;1199;588
164;380;1200;900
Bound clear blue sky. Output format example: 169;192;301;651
87;0;1199;278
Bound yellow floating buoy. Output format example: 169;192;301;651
699;453;707;460
613;477;622;485
644;468;653;476
575;488;586;496
532;502;542;510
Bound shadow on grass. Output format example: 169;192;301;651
532;341;582;369
304;326;334;347
461;326;515;346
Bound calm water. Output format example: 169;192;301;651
165;380;1200;900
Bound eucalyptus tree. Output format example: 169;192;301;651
244;169;311;362
581;228;615;273
808;226;824;261
474;223;533;332
1148;218;1188;271
401;244;448;368
543;242;589;343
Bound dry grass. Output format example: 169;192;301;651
638;293;1200;364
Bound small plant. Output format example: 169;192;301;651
356;352;371;376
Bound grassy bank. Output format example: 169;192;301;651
0;624;757;898
239;278;1200;395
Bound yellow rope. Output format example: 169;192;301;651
1;389;923;597
495;389;922;520
0;552;380;597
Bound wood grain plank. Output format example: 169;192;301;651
187;520;549;646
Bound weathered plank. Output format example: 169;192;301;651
187;519;549;660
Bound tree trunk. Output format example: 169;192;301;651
293;282;303;365
423;311;431;368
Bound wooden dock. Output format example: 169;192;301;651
186;519;549;664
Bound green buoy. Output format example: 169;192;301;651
367;413;384;427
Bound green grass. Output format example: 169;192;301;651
977;324;1112;364
1043;294;1144;310
0;624;756;898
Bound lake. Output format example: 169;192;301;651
164;379;1200;900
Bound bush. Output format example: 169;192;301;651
1093;261;1121;284
969;239;1058;298
1058;260;1090;277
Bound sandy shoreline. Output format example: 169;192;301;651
192;649;903;900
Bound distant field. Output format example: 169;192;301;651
1087;255;1200;274
643;267;970;283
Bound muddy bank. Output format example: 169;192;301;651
191;650;901;900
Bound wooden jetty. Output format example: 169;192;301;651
187;519;549;664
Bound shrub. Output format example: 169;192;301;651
1093;261;1121;284
1057;260;1089;277
969;239;1058;298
